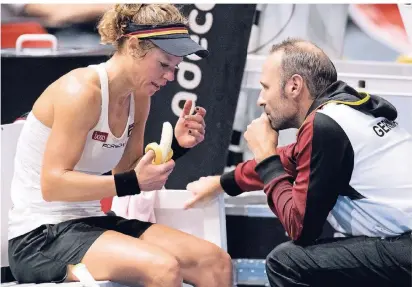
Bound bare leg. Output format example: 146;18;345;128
140;224;233;287
66;230;182;287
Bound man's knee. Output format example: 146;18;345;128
266;241;298;268
265;241;305;285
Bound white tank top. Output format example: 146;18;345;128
8;63;135;240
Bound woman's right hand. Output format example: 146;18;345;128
134;150;175;191
183;176;224;209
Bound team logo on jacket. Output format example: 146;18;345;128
128;123;135;137
92;131;108;142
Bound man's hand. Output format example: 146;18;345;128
244;113;279;163
183;176;223;209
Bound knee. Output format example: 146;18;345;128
216;249;233;274
148;256;182;286
266;241;299;272
200;245;233;275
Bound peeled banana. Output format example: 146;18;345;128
145;122;174;165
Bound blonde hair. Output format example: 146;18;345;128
97;4;188;53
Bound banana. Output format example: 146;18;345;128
145;122;174;165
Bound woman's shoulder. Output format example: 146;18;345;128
63;67;101;97
33;66;103;129
49;66;102;107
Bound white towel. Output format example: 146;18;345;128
111;190;157;223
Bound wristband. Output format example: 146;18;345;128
114;170;141;197
171;135;190;160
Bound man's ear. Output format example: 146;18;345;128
288;74;304;99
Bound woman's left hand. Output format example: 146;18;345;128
174;100;206;148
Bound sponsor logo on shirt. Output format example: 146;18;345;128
92;131;108;142
102;143;126;149
128;123;135;137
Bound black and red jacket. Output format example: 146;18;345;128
220;81;412;246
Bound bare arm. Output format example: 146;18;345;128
112;95;151;174
24;4;113;27
41;71;117;202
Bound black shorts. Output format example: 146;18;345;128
8;215;153;283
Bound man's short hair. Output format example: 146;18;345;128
271;38;338;99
